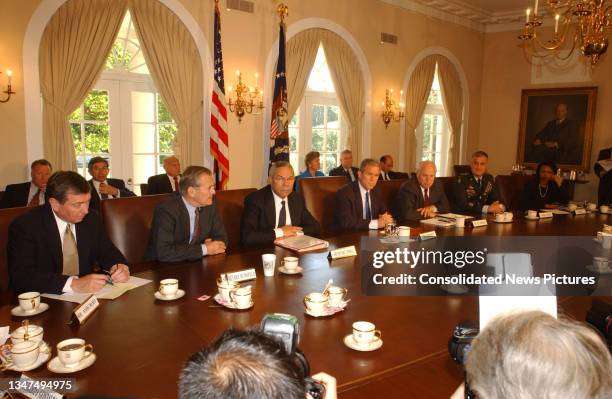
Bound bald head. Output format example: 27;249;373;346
555;103;568;121
163;156;181;178
416;160;436;189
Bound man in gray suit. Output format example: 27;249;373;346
145;166;227;262
395;160;449;222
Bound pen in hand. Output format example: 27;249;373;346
100;269;115;286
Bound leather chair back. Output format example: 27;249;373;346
215;188;256;252
299;176;349;236
438;176;457;201
101;194;170;265
140;183;149;196
453;165;471;176
377;179;405;211
496;174;534;211
0;206;33;294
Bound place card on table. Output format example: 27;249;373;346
574;209;587;215
223;268;257;283
471;219;488;228
539;212;554;219
328;245;357;260
419;231;437;240
72;295;99;324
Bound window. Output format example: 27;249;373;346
289;44;344;175
70;11;177;192
417;64;450;175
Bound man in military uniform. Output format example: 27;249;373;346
451;150;505;215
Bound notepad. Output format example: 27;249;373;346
42;276;152;304
420;218;455;228
275;235;329;252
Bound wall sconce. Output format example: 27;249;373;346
381;88;404;128
0;70;15;103
226;70;263;123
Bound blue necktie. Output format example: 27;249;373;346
365;192;372;221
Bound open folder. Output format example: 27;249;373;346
274;235;329;252
42;276;152;304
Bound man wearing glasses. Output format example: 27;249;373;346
240;161;320;246
145;166;227;262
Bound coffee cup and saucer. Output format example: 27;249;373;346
493;212;513;223
227;286;254;310
11;292;50;317
303;292;334;317
343;321;383;351
586;257;612;275
154;278;185;301
324;286;349;310
0;340;51;372
47;338;96;373
279;256;303;275
524;210;539;220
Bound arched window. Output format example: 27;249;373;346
69;11;177;192
289;44;344;175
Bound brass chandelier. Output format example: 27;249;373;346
518;0;612;65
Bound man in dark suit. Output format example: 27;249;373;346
87;156;136;211
7;171;129;294
594;147;612;205
146;156;181;195
529;103;582;165
329;150;358;182
379;155;406;181
145;166;227;262
395;160;450;222
451;150;505;215
241;161;320;246
0;159;52;209
334;158;392;230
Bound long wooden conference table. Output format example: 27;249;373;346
1;212;609;398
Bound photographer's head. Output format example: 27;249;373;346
179;328;306;399
465;311;612;399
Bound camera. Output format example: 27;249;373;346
261;313;325;399
448;320;479;399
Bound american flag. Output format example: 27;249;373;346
210;2;229;190
269;21;289;164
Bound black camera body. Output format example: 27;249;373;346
448;320;479;399
261;313;325;399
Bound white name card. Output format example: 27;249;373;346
574;209;587;215
73;295;99;324
224;269;257;283
328;245;357;260
471;219;488;227
419;231;437;240
539;212;554;219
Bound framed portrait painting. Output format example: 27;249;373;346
517;87;597;171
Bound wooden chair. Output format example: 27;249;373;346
298;176;349;236
495;174;533;211
0;206;34;303
453;165;471;176
215;188;257;253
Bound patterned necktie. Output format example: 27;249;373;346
365;192;372;221
62;224;79;276
278;200;287;228
173;176;179;192
190;208;201;245
424;188;432;207
28;189;41;207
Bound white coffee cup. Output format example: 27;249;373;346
230;286;252;308
18;292;40;313
398;226;411;242
217;278;240;302
56;338;93;368
10;341;40;368
587;203;597;211
593;257;610;271
601;205;609;214
455;218;465;228
158;278;179;297
602;234;612;249
262;254;277;277
10;324;44;344
504;212;513;222
526;210;538;219
568;203;578;212
326;286;348;307
495;213;505;222
281;256;299;271
352;321;382;346
304;292;328;314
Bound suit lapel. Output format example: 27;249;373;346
264;187;277;228
88;180;100;205
176;195;191;241
352;183;364;218
287;192;300;225
42;206;63;272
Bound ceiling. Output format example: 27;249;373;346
455;0;529;14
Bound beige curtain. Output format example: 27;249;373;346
436;56;464;175
286;30;320;121
403;56;437;171
320;30;365;161
40;0;128;171
129;0;204;166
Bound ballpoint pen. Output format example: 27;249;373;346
101;269;115;286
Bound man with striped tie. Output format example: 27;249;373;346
146;156;182;195
0;159;52;209
395;160;450;222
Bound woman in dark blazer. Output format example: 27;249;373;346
523;162;569;210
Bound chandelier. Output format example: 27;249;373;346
226;70;264;123
381;89;405;129
518;0;612;65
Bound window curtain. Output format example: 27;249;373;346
403;56;437;172
319;30;365;161
436;56;464;176
129;0;204;166
39;0;128;171
286;29;321;121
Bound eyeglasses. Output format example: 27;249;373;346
273;176;295;184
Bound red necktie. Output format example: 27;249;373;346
424;188;432;207
28;189;41;207
173;176;179;192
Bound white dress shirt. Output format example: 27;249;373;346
272;190;292;238
181;196;208;256
167;174;180;191
52;211;78;293
92;180;121;199
27;183;45;205
358;182;379;230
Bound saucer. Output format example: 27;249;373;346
586;265;612;275
47;353;96;373
279;266;303;275
524;216;539;220
213;294;254;310
154;289;185;301
304;305;345;317
0;341;51;372
10;303;50;317
491;219;513;224
343;334;383;352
